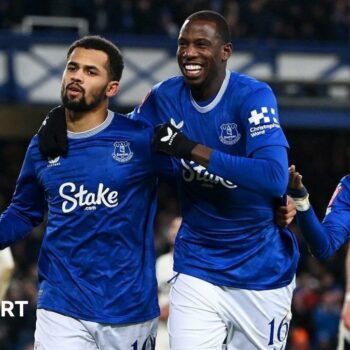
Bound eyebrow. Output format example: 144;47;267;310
178;37;212;44
67;61;100;71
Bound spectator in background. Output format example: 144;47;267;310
223;0;240;38
331;0;350;42
106;0;135;34
289;327;311;350
0;0;349;42
240;0;275;39
312;289;342;349
134;0;160;34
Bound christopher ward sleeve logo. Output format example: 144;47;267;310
59;182;118;213
248;107;280;138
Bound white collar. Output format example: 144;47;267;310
67;109;114;139
190;70;230;113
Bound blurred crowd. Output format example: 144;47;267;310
0;127;350;349
0;0;349;42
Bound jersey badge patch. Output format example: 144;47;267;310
219;123;241;145
112;141;133;163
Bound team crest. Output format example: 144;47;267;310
112;141;133;162
219;123;241;145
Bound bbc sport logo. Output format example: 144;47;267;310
0;300;28;317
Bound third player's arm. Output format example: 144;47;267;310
342;243;350;330
0;140;45;248
289;170;350;259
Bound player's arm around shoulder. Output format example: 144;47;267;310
0;136;45;248
287;166;350;259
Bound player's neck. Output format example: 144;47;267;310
190;70;226;102
66;104;109;132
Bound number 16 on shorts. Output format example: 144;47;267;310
267;314;291;349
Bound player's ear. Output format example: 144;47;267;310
221;43;232;62
106;81;120;97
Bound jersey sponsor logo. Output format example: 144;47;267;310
112;141;133;163
59;182;118;213
219;123;241;145
47;156;60;167
170;118;184;129
181;159;237;189
248;107;280;138
325;184;342;215
161;127;174;142
161;126;178;145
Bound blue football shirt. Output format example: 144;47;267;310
0;111;161;323
322;175;350;253
132;70;300;290
296;175;350;259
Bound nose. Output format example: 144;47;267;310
70;69;83;83
182;45;198;58
71;75;82;83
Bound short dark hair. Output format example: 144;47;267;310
67;35;124;81
186;10;231;44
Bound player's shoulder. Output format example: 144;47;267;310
27;135;40;155
112;111;151;130
21;135;47;163
151;75;184;96
229;71;272;96
339;174;350;188
110;112;154;140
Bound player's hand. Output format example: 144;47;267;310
342;300;350;330
275;196;297;227
38;105;68;158
288;165;304;190
287;165;311;211
152;123;197;160
159;304;169;321
287;165;308;199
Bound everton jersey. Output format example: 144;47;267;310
0;111;160;323
322;175;350;255
324;175;350;235
298;175;350;259
133;70;300;290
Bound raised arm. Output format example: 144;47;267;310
288;165;350;259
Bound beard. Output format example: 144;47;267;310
61;83;108;112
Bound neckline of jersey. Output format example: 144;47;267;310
190;70;230;113
67;109;114;139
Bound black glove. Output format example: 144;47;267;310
38;105;68;158
152;123;197;160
